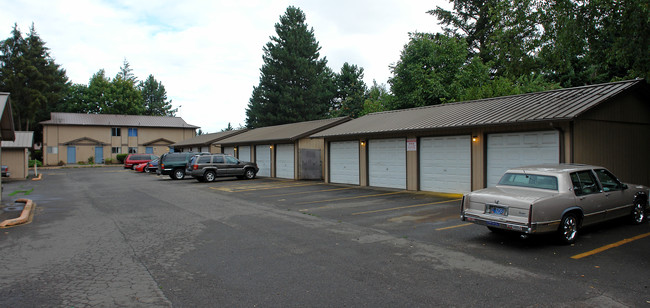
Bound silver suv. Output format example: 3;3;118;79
187;154;259;182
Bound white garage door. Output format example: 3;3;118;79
330;141;360;185
276;144;295;179
224;146;235;156
369;138;406;189
239;146;251;162
420;136;471;194
255;145;271;177
487;131;559;187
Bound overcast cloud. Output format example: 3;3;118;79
1;0;448;132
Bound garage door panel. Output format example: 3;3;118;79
487;131;559;187
255;145;271;177
369;138;405;189
330;141;359;185
420;136;471;194
276;144;294;179
239;146;251;162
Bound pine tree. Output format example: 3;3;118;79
331;62;367;118
0;23;69;138
140;74;176;116
246;6;335;128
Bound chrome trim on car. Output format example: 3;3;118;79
463;213;560;234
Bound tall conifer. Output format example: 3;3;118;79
246;6;334;128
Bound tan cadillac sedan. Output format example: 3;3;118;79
461;164;649;244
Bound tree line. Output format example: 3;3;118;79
246;1;649;128
0;24;176;143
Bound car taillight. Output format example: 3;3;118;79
161;163;164;168
193;164;198;170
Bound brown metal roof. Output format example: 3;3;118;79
1;131;33;148
312;79;646;138
172;129;248;147
40;112;199;129
219;117;351;145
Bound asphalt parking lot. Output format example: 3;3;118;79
2;167;649;306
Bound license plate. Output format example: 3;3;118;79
487;204;508;216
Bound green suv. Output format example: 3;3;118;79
157;152;208;180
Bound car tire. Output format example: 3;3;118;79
244;168;256;180
631;200;646;224
172;168;185;180
558;213;579;244
204;170;216;182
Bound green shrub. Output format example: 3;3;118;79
116;154;128;163
28;160;43;167
88;156;95;164
58;160;66;166
104;158;113;164
78;161;86;165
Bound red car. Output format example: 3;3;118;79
134;162;148;172
124;154;157;169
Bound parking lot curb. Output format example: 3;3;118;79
0;199;35;228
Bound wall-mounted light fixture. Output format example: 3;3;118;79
360;141;366;146
472;136;478;142
270;145;273;149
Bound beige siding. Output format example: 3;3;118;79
43;125;196;166
2;148;28;179
406;135;418;191
359;140;368;186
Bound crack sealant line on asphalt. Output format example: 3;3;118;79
350;198;462;216
211;182;323;192
297;191;405;207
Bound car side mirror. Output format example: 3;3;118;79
621;183;628;190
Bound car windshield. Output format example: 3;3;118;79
498;173;559;190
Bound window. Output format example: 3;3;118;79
570;171;601;196
128;128;138;137
198;156;212;164
145;147;153;154
225;156;238;164
128;147;138;154
213;155;225;163
112;128;121;137
47;146;58;154
594;169;623;192
497;173;558;190
111;147;121;154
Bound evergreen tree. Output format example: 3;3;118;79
140;74;176;116
0;23;69;139
331;62;367;118
246;6;335;128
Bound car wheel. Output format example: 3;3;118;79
631;200;646;224
559;213;578;244
244;168;256;180
204;170;216;182
172;168;185;180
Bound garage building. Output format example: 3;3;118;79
312;79;650;193
1;131;33;179
218;117;351;179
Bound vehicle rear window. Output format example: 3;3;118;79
130;155;150;160
498;173;558;190
166;155;187;162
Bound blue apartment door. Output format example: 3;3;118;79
67;146;76;164
95;147;104;163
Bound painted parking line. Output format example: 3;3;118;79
435;223;473;231
265;186;356;198
297;191;404;206
351;199;461;216
571;232;650;260
211;182;323;192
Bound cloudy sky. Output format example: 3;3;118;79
1;0;449;133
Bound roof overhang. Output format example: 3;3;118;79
0;93;15;141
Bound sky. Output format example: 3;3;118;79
1;0;449;133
